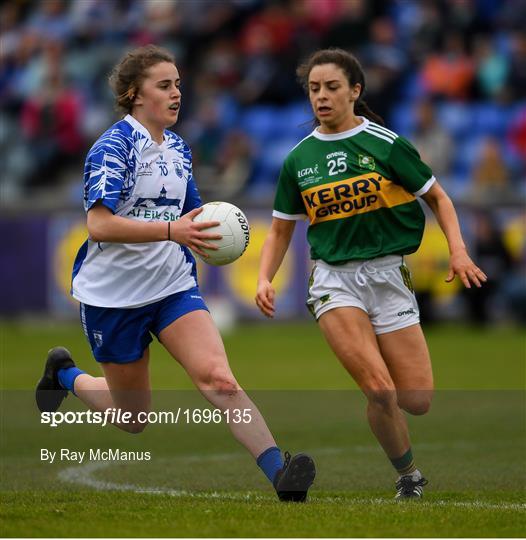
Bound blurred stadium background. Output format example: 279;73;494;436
1;0;525;326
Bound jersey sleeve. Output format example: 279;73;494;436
388;136;436;197
83;133;129;213
181;174;202;214
273;155;307;220
179;142;202;214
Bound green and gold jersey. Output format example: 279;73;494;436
273;117;436;263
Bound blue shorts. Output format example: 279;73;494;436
80;287;208;363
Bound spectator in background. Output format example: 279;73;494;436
446;0;493;36
132;0;179;44
0;3;25;76
185;97;225;165
359;17;407;120
506;32;526;102
322;0;372;50
468;137;515;205
497;0;526;33
25;0;72;43
183;96;253;201
20;40;85;190
188;129;254;202
403;1;444;64
473;34;509;100
1;0;524;206
200;38;241;92
502;213;526;325
287;0;329;63
463;212;514;325
412;99;453;178
237;2;299;105
507;107;526;161
1;27;40;109
214;130;254;199
421;32;475;100
289;0;344;38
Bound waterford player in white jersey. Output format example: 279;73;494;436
256;49;487;499
36;45;315;501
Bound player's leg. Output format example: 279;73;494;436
159;309;278;456
158;306;315;501
366;325;432;498
318;307;412;460
75;301;153;432
78;350;151;433
365;262;431;498
376;324;433;416
319;307;429;498
36;302;153;433
36;347;151;434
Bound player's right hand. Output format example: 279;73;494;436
170;207;222;258
255;279;275;318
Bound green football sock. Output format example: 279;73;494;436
390;448;417;476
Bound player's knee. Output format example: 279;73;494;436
368;391;397;412
366;377;397;411
121;419;148;434
399;392;433;416
408;400;431;416
119;412;149;434
205;364;239;395
127;422;148;434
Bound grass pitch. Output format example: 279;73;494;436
1;320;525;537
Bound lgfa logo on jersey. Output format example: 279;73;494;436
298;164;319;178
137;161;153;177
358;154;375;171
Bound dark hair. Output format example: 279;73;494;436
109;44;176;114
296;48;384;126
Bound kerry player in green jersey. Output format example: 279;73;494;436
256;49;487;499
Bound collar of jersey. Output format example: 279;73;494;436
312;117;369;141
124;114;167;146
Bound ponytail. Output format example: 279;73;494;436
355;99;384;126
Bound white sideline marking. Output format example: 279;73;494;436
58;451;526;511
58;461;264;501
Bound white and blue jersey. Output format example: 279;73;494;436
71;114;201;308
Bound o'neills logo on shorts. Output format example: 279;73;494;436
301;173;415;224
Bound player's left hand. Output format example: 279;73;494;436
446;248;488;288
255;279;276;318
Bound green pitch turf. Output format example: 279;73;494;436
1;321;525;537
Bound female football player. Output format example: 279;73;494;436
255;48;486;499
36;45;315;502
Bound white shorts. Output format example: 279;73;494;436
306;255;420;335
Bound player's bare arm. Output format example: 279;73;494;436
421;182;487;288
256;217;296;318
87;203;221;257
